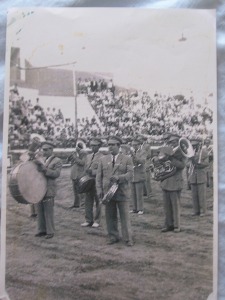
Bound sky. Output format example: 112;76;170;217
5;8;216;102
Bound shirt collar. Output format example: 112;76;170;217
111;153;119;161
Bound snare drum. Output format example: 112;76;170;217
78;175;95;194
8;161;47;204
101;183;119;205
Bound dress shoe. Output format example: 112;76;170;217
200;213;205;217
126;241;134;247
129;210;138;213
107;239;119;245
92;222;99;228
161;226;174;233
30;214;37;218
45;234;54;239
137;211;144;215
192;212;200;216
81;222;92;227
174;227;181;233
69;205;79;209
35;232;46;237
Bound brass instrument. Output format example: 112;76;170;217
188;138;204;178
20;133;45;163
67;139;86;164
130;147;142;167
150;137;194;181
150;155;176;181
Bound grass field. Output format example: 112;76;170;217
6;167;213;300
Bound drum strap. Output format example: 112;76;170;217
87;153;95;170
45;155;56;168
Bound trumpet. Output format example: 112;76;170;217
20;134;45;163
67;148;79;164
66;139;86;163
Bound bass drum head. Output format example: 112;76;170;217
9;161;47;204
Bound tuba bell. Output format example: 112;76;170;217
174;137;195;158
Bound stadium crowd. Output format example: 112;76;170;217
8;80;213;149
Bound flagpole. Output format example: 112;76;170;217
72;63;78;142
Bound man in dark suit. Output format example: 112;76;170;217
34;140;62;239
81;137;104;228
130;137;146;215
160;134;185;233
69;140;87;208
96;136;134;246
189;138;209;216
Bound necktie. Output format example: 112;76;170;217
112;155;115;168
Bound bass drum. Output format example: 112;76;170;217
8;161;47;204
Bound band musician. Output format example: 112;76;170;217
69;140;87;208
34;140;62;239
96;136;134;246
204;137;213;188
160;134;185;233
130;137;146;215
142;142;152;198
188;138;209;217
81;137;103;228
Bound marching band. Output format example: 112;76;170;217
8;132;212;246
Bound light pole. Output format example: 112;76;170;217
72;63;78;143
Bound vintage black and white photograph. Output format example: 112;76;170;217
2;7;216;300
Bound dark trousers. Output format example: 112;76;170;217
162;190;181;229
85;186;101;224
72;179;81;207
105;200;132;243
37;197;54;235
131;181;144;211
191;183;206;214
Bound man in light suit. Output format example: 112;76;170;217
81;137;104;228
96;136;134;246
34;140;62;239
189;139;209;217
160;134;185;233
130;137;146;215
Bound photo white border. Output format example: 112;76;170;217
0;1;221;299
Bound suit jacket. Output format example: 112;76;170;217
131;148;146;182
43;156;62;198
96;153;133;201
160;154;185;191
189;148;209;184
85;151;104;178
70;150;87;180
